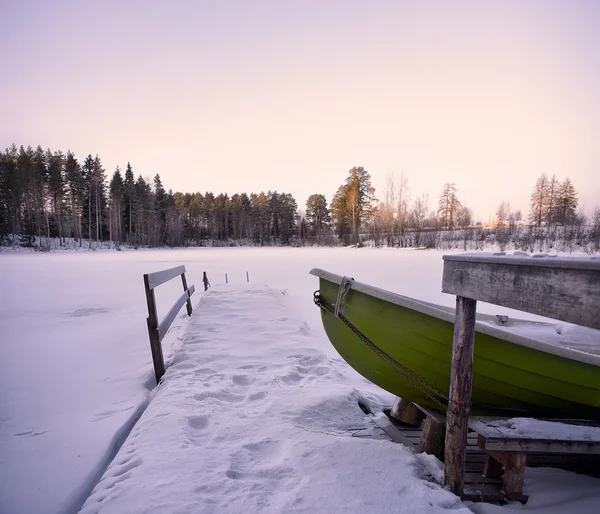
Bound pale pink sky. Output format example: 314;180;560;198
2;0;599;221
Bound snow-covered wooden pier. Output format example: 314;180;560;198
80;285;469;513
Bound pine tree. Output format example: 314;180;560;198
331;167;376;245
529;173;549;227
65;151;84;245
46;150;65;244
545;174;559;227
438;183;461;230
555;178;578;225
17;146;35;242
250;192;271;245
305;194;331;244
134;175;152;246
32;145;48;241
153;174;167;245
277;192;298;244
82;155;94;246
109;167;125;244
230;193;251;242
0;145;20;239
213;193;230;242
123;163;135;243
92;156;106;243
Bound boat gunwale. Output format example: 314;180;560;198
310;268;600;367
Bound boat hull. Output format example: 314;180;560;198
313;270;600;420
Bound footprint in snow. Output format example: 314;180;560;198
92;405;134;422
193;390;246;403
14;429;46;437
298;322;311;336
248;391;268;402
66;307;109;317
186;415;210;446
231;374;254;386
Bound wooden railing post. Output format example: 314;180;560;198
144;273;166;383
143;265;195;385
181;271;193;316
444;295;477;496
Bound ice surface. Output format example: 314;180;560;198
1;247;599;514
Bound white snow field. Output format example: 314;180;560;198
1;247;599;514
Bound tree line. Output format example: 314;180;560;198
1;144;598;252
0;145;299;248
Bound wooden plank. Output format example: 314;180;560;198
414;403;446;424
483;453;503;478
390;399;425;426
158;285;195;341
470;422;505;440
485;450;527;496
420;416;446;461
373;416;419;449
442;256;600;329
180;272;193;316
443;253;600;271
444;296;478;495
143;274;165;383
465;473;502;485
462;483;506;502
480;438;600;455
146;265;186;290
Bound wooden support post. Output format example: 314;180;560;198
180;272;193;316
225;273;228;284
420;417;446;461
502;452;527;498
203;271;209;291
485;450;527;498
390;398;425;426
444;296;477;496
483;454;503;478
143;274;166;384
246;271;249;282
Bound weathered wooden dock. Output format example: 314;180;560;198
439;253;600;501
377;405;600;502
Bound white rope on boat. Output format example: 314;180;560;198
334;276;354;317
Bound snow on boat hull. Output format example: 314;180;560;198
310;268;600;420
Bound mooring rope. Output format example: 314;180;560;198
314;289;449;410
334;276;354;317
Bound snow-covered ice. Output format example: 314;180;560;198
1;247;599;514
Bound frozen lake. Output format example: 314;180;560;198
1;247;597;514
0;246;458;514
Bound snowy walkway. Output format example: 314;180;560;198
80;285;469;514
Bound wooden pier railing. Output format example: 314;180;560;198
143;265;195;384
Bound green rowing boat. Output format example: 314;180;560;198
310;268;600;420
